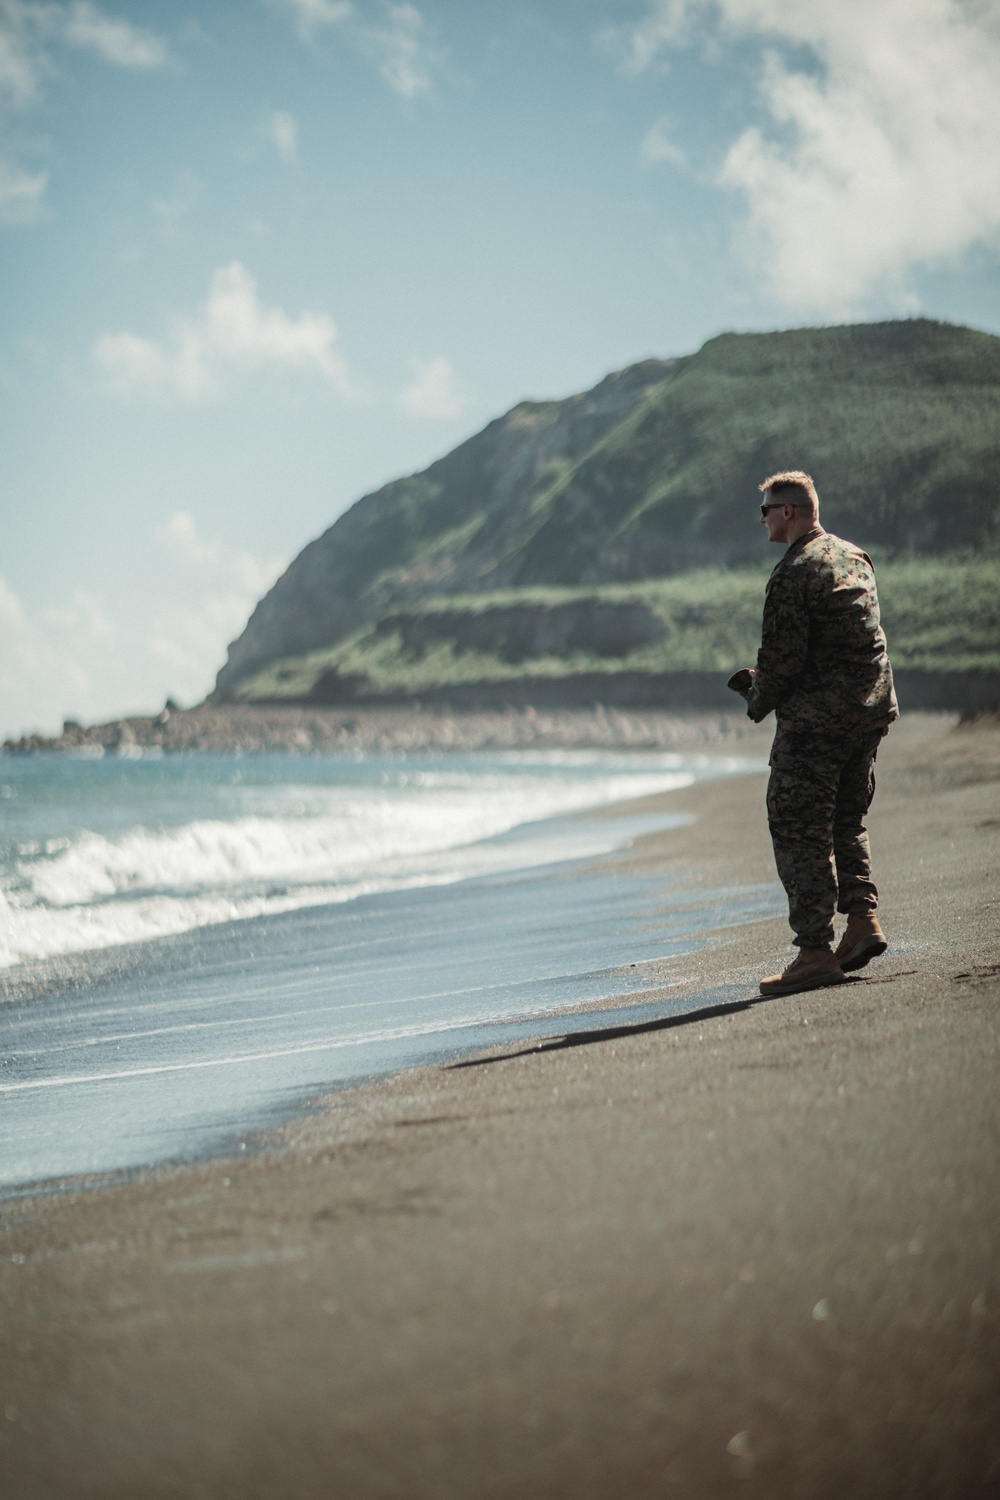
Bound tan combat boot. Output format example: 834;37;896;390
759;946;848;997
835;912;888;972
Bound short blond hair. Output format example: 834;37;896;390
759;470;819;512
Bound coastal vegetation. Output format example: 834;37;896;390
215;318;1000;706
232;555;1000;702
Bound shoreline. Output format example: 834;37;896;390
1;712;998;1497
0;733;773;1009
3;702;783;756
0;748;784;1192
5;675;998;759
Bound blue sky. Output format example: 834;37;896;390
2;0;999;737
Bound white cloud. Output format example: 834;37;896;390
0;0;168;226
274;0;353;42
149;531;285;696
610;0;695;73
0;0;167;104
43;591;114;639
0;572;25;626
154;513;284;602
264;108;298;162
0;526;287;737
150;590;268;690
624;0;1000;314
231;550;285;596
0;2;45;107
62;1;167;68
95;261;352;401
156;511;218;566
641;116;685;168
0;155;46;223
365;2;436;99
274;0;440;99
0;573;125;737
400;355;467;421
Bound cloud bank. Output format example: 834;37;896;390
151;512;285;694
0;516;286;738
0;0;167;223
95;262;351;401
0;571;122;738
625;0;1000;314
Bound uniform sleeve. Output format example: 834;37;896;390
744;564;809;722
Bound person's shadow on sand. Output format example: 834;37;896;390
448;987;808;1070
450;962;918;1070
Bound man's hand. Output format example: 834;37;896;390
726;668;755;699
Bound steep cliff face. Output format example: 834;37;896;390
215;319;1000;699
214;359;674;696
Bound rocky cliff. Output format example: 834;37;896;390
215;319;1000;699
215;359;674;696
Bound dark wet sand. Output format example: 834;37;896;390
2;714;998;1498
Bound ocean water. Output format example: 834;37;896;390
0;747;780;1193
0;748;760;971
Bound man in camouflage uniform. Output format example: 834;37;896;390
729;471;897;997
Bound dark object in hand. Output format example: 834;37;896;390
727;668;754;696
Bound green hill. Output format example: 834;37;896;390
510;320;1000;581
231;557;1000;704
215;320;1000;703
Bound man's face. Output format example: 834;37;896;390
760;499;796;544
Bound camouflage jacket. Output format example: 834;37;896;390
745;528;897;738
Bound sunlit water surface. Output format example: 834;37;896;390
0;748;778;1193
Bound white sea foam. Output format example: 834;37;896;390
0;762;715;969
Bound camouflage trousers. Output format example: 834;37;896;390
766;726;885;950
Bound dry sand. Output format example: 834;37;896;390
1;713;998;1499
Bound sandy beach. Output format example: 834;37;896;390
1;712;998;1498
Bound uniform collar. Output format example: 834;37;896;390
785;526;825;557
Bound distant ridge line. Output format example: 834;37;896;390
214;319;1000;703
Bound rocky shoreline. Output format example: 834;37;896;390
2;701;772;756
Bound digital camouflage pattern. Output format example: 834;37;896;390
745;529;897;737
766;729;883;948
742;529;896;949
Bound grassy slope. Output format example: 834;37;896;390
212;361;677;696
511;321;1000;581
223;320;1000;702
339;321;1000;596
217;320;1000;701
234;556;1000;701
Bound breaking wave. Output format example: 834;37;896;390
0;754;737;968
